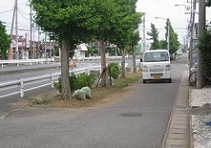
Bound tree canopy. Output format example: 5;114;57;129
0;21;11;59
207;0;211;6
30;0;142;98
108;0;141;77
164;19;180;54
30;0;94;44
30;0;98;99
147;23;160;49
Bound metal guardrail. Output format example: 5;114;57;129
0;58;55;68
0;56;124;68
0;66;101;99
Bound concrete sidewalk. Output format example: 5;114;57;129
162;64;211;148
162;64;190;148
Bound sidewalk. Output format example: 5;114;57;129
162;64;211;148
162;64;190;148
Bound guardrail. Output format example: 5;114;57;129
0;66;101;99
0;56;125;68
0;58;55;68
50;56;124;62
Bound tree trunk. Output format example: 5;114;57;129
99;39;108;87
61;39;71;99
121;48;126;78
132;46;137;73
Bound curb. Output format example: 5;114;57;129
161;91;178;148
190;113;194;148
189;89;194;148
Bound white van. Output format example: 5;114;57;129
141;49;171;83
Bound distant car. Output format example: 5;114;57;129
141;49;172;83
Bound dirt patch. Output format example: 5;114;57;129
20;72;141;109
44;86;132;109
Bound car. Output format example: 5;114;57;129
141;49;172;83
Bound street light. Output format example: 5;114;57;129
175;4;198;14
155;17;170;52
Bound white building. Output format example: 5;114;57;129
73;44;88;60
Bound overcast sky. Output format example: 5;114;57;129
136;0;189;43
0;0;210;44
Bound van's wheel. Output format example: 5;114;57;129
143;79;147;84
168;78;172;83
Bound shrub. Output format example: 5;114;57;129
108;63;120;79
74;73;95;91
54;73;95;93
69;73;78;92
198;30;211;82
54;76;62;93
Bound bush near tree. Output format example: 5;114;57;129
198;30;211;83
0;21;11;59
108;63;120;79
54;73;95;93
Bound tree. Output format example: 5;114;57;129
206;0;211;6
30;0;95;99
0;21;11;59
159;39;167;49
164;19;180;55
89;0;121;86
147;23;160;49
130;31;140;73
109;0;141;78
197;30;211;82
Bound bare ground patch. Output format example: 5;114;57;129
20;72;141;109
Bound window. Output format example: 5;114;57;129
144;51;169;62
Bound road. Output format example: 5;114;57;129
0;61;186;148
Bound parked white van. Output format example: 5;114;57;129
141;49;171;83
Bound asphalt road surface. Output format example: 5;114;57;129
0;61;186;148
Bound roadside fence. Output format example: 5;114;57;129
0;66;101;99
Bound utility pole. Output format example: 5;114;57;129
167;19;170;52
189;0;197;70
197;0;205;88
142;13;146;54
9;0;16;59
30;6;33;59
15;0;18;59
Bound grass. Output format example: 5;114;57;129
27;94;51;107
26;71;142;109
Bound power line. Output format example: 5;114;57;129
18;7;29;16
18;9;30;21
0;9;13;15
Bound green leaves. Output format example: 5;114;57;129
109;0;141;49
0;21;11;59
147;23;160;49
198;30;211;80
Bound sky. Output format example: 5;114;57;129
136;0;189;44
0;0;210;44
